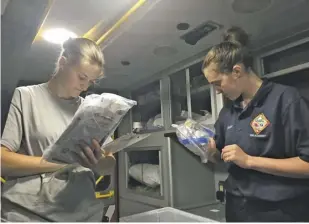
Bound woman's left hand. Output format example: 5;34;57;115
221;144;252;169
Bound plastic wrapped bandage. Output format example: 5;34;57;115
42;93;136;166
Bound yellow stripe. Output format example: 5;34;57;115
95;176;104;185
96;0;146;45
32;0;55;43
83;20;104;40
1;177;6;183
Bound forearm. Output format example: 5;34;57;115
1;147;65;177
248;156;309;178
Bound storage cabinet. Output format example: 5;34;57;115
117;131;217;218
118;131;170;209
117;59;222;219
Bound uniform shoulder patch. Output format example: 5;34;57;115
250;113;270;135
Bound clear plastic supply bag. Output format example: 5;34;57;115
172;118;215;163
42;93;136;165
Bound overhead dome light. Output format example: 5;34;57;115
42;28;77;44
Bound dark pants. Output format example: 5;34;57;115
225;192;309;222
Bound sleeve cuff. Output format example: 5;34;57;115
1;141;19;152
214;135;223;152
299;155;309;163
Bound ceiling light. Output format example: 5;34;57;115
42;28;78;44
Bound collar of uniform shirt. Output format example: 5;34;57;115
233;80;273;113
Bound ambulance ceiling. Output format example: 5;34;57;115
21;0;309;90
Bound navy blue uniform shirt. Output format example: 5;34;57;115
215;80;309;201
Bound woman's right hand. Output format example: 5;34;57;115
75;139;115;175
206;138;221;163
95;148;116;176
208;137;217;150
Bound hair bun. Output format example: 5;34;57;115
62;38;76;51
222;26;249;47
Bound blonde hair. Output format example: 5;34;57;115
56;38;105;75
202;26;253;73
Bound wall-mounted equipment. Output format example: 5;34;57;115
180;21;222;46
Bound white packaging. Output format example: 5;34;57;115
42;93;136;165
129;163;161;188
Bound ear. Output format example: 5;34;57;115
232;64;242;79
202;68;208;78
58;56;68;70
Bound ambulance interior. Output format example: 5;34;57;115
2;0;309;222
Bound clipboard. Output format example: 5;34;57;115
103;133;151;154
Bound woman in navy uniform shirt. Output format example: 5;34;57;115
202;27;309;222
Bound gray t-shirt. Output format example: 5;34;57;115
1;83;110;222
